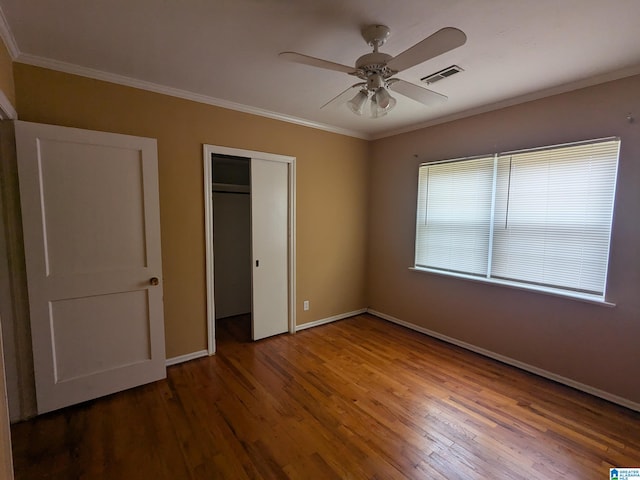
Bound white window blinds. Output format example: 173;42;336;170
415;156;495;276
491;141;619;294
414;138;619;299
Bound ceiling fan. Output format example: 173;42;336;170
279;25;467;118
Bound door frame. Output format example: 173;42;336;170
203;145;296;354
0;88;17;479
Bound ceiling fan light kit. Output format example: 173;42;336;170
347;89;369;116
346;72;398;118
280;24;467;119
371;91;396;118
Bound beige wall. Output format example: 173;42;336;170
369;75;640;403
0;39;14;108
10;61;640;406
14;63;370;358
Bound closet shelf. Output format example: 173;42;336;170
212;183;250;193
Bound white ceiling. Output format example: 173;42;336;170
1;0;639;139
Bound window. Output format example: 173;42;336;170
414;138;620;301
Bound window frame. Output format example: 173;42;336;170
411;137;620;306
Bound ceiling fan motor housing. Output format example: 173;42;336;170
366;72;385;91
355;52;395;88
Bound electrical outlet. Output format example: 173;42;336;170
303;300;309;311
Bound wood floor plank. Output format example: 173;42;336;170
10;313;640;479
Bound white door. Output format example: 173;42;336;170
15;121;166;414
251;158;289;340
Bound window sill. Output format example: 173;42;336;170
408;267;616;307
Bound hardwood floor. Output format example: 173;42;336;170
11;313;640;479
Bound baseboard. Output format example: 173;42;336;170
295;308;367;332
168;309;368;364
367;309;640;413
165;350;209;367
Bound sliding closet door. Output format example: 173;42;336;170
250;158;289;340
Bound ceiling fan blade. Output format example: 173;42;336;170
389;79;447;106
279;52;356;74
386;27;467;72
321;83;366;109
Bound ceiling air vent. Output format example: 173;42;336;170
421;65;464;85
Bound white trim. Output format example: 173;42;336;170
0;3;20;120
4;22;638;144
289;160;297;335
0;7;19;60
165;350;208;367
372;64;640;140
203;147;216;355
367;309;640;413
485;154;498;278
203;145;297;351
15;53;368;140
0;89;16;120
295;308;367;332
204;145;296;164
12;51;640;143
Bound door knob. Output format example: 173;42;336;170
150;277;159;286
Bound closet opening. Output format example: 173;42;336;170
211;154;252;343
203;144;296;354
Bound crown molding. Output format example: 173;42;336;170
372;64;640;141
0;2;366;139
8;27;639;143
0;6;19;59
15;53;370;140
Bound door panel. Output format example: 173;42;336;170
37;139;147;275
15;121;166;414
51;290;151;382
251;158;288;340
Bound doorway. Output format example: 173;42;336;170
211;154;252;330
203;145;296;354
